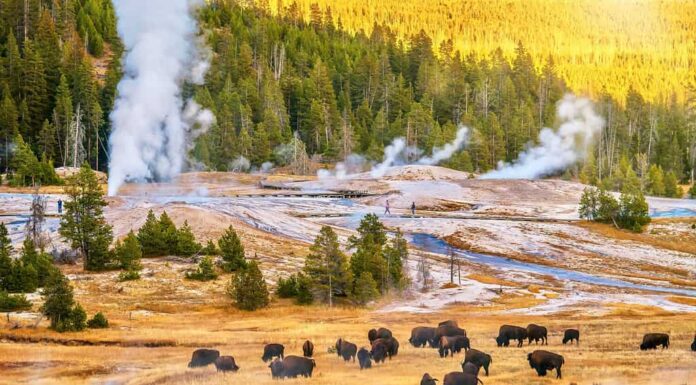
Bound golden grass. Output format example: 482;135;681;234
576;221;696;256
667;296;696;307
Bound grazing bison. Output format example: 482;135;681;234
410;326;437;348
421;373;439;385
462;349;492;376
439;335;470;357
562;329;580;345
302;340;314;357
336;338;358;362
640;333;670;350
214;356;240;373
268;356;315;379
188;348;220;368
357;347;372;369
496;325;527;347
527;350;564;379
262;343;285;362
372;337;399;358
368;327;393;343
435;324;467;347
442;372;482;385
439;320;459;328
370;340;389;363
691;334;696;351
462;362;480;376
526;324;548;345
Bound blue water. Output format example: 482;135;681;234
407;233;696;297
650;208;696;218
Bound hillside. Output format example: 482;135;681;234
263;0;696;104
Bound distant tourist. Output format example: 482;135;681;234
384;200;391;215
57;199;63;214
411;202;416;216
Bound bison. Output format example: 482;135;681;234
302;340;314;357
496;325;527;347
439;335;470;357
442;371;482;385
410;326;437;348
368;327;393;343
214;356;240;373
372;337;399;358
462;349;492;376
188;348;220;368
640;333;670;350
357;347;372;369
434;324;467;347
527;350;564;379
262;343;285;362
691;334;696;351
336;338;357;362
462;362;480;376
421;373;439;385
562;329;580;345
439;320;459;328
268;356;315;378
370;340;389;363
526;324;548;345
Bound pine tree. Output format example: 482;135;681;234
19;237;55;287
41;269;80;332
618;191;651;232
578;187;599;220
304;226;352;306
158;211;179;255
0;88;19;172
353;271;379;305
59;163;113;271
383;229;408;289
647;165;665;196
137;210;166;256
9;134;39;186
218;226;246;272
664;171;681;198
186;256;218;281
115;231;142;271
0;224;13;290
228;261;269;311
176;220;201;257
348;214;387;291
21;41;49;132
52;75;73;167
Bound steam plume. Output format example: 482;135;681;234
481;94;603;179
417;125;469;165
370;138;407;178
108;0;211;196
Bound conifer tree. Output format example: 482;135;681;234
348;214;387;291
59;163;113;271
115;231;142;271
176;220;201;257
664;171;681;198
218;226;246;272
137;210;165;257
228;260;269;311
158;211;178;254
304;226;352;306
353;271;379;305
0;224;13;289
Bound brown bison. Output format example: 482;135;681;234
268;356;315;378
372;337;399;358
336;338;357;362
188;348;220;368
439;335;470;357
421;373;439;385
562;329;580;345
357;347;372;369
368;327;393;343
462;349;492;376
435;324;467;347
691;334;696;351
526;324;548;345
302;340;314;357
370;340;389;363
214;356;240;373
442;372;482;385
527;350;564;379
439;320;459;328
262;343;285;362
410;326;437;348
462;362;480;376
496;325;527;347
640;333;670;350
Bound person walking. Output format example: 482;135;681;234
384;200;391;215
411;201;416;216
57;199;63;214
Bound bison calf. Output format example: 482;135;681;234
302;340;314;357
443;371;482;385
268;356;315;379
527;350;564;379
188;348;220;368
262;343;285;362
462;348;492;376
421;373;438;385
562;329;580;345
214;356;239;373
357;347;372;369
640;333;670;350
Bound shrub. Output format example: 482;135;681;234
0;291;32;312
87;312;109;329
118;269;141;282
200;240;219;255
228;261;269;311
276;274;299;298
186;256;218;281
219;226;246;272
115;231;142;271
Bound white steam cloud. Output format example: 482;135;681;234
108;0;212;196
370;138;407;178
481;94;603;179
417;126;469;166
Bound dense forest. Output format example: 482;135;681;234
0;0;694;195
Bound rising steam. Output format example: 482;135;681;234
481;94;603;179
108;0;212;196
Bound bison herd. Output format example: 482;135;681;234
185;320;696;382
